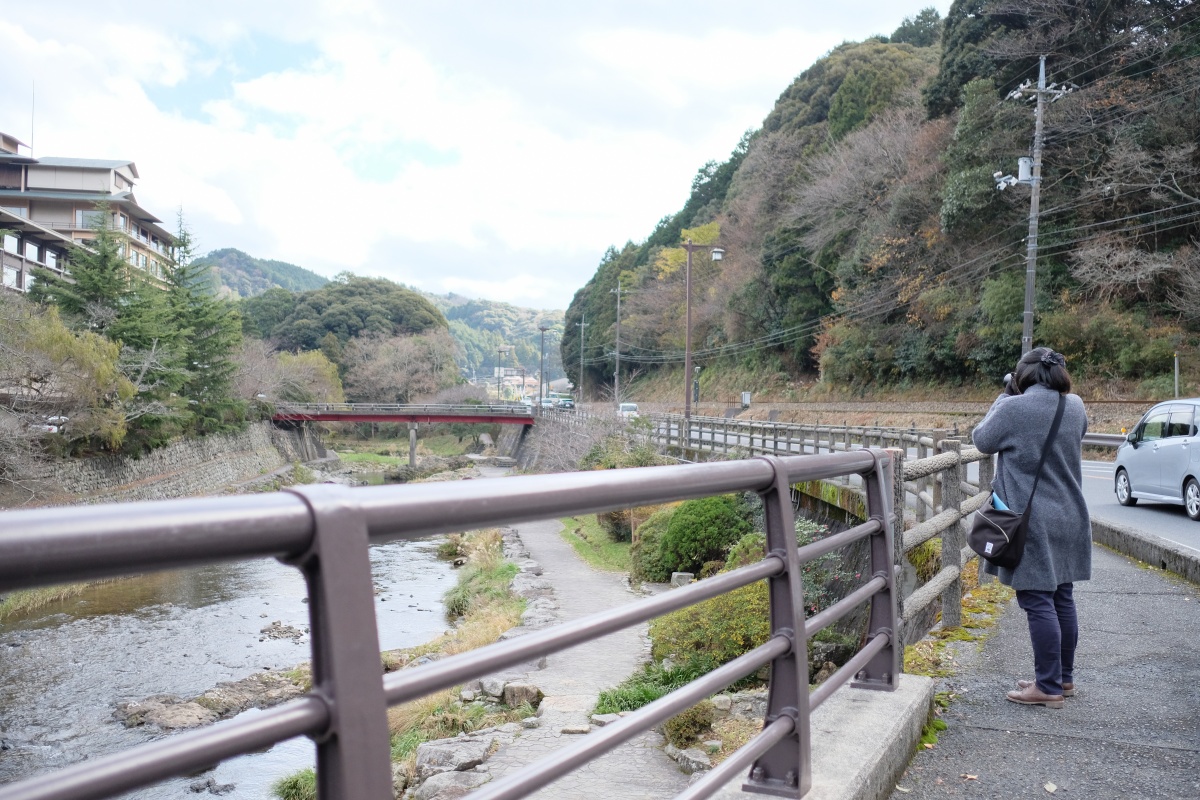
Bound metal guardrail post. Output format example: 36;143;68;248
744;456;809;797
938;441;964;629
853;450;900;691
887;447;907;632
284;485;392;798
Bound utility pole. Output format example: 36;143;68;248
1021;56;1048;356
681;240;724;427
576;313;588;403
611;279;623;406
538;323;550;407
998;56;1071;355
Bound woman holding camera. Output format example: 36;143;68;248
972;347;1092;708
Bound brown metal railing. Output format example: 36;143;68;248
0;451;898;800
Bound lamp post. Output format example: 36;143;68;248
576;312;588;403
496;346;510;401
682;239;724;433
610;279;625;406
538;323;550;407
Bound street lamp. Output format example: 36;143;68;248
538;323;551;407
496;346;510;401
610;279;627;406
683;239;724;428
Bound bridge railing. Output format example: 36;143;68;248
0;451;899;800
274;402;533;416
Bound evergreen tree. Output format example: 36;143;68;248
29;202;128;333
167;212;246;434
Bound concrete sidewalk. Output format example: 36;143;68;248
888;544;1200;799
483;518;932;800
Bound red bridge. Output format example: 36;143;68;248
271;402;535;425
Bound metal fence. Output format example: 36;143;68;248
0;450;899;800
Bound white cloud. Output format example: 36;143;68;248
0;1;952;308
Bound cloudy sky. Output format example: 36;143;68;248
1;1;949;310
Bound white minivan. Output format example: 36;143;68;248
1114;399;1200;520
618;402;639;419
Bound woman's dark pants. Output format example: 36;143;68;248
1015;583;1078;695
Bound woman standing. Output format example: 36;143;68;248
972;347;1092;708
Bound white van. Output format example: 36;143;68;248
618;402;639;419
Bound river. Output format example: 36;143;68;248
0;476;460;798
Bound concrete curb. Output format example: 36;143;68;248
1091;517;1200;584
713;675;934;800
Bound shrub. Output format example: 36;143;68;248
663;701;716;748
272;769;316;800
630;506;676;584
595;509;633;542
650;581;771;667
659;495;754;575
593;659;712;714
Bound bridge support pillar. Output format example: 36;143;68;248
409;423;418;467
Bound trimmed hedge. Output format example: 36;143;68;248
658;494;754;575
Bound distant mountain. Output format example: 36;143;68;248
197;248;329;298
422;293;566;382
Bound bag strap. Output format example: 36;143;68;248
1021;394;1067;519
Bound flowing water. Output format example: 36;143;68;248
0;490;458;797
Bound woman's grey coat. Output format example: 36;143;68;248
971;383;1092;591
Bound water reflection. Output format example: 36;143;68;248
0;532;455;797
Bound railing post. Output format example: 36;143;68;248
855;449;900;691
888;447;907;634
939;441;964;629
745;456;808;797
284;485;393;799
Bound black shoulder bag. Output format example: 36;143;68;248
968;394;1066;570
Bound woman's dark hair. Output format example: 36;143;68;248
1014;347;1071;394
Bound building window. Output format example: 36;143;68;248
45;250;58;270
119;214;128;230
2;233;18;255
0;205;28;218
2;266;17;289
23;241;39;263
76;209;106;229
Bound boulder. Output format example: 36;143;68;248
670;572;694;587
664;743;711;775
414;735;494;780
412;770;492;800
710;695;732;715
479;677;506;698
589;713;621;727
502;682;543;709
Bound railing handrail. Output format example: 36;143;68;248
0;449;899;800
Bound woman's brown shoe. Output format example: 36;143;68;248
1006;684;1064;708
1017;679;1075;697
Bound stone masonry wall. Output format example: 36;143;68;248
50;423;319;504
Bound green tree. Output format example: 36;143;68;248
167;213;246;434
890;7;942;47
29;203;129;333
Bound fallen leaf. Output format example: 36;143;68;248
895;787;912;794
923;743;935;749
1045;782;1057;794
961;774;978;781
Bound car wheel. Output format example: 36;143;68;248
1115;469;1137;506
1186;479;1200;521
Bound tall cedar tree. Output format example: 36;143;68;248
167;213;246;434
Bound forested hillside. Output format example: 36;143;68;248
197;248;329;298
424;294;566;385
564;1;1200;400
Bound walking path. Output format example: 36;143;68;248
484;518;691;799
888;545;1200;799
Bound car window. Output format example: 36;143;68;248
1169;407;1197;438
1141;411;1170;441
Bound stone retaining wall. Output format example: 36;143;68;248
50;423;323;504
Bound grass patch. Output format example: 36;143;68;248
710;716;761;766
419;433;472;457
271;768;315;800
594;660;712;714
337;452;406;466
558;515;631;572
0;580;120;622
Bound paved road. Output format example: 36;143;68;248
1082;459;1200;555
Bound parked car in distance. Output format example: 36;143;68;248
539;398;554;409
559;397;575;409
1114;398;1200;520
618;402;639;419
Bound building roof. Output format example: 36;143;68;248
35;157;139;178
0;151;37;165
0;188;163;223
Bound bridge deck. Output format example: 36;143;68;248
272;402;535;425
